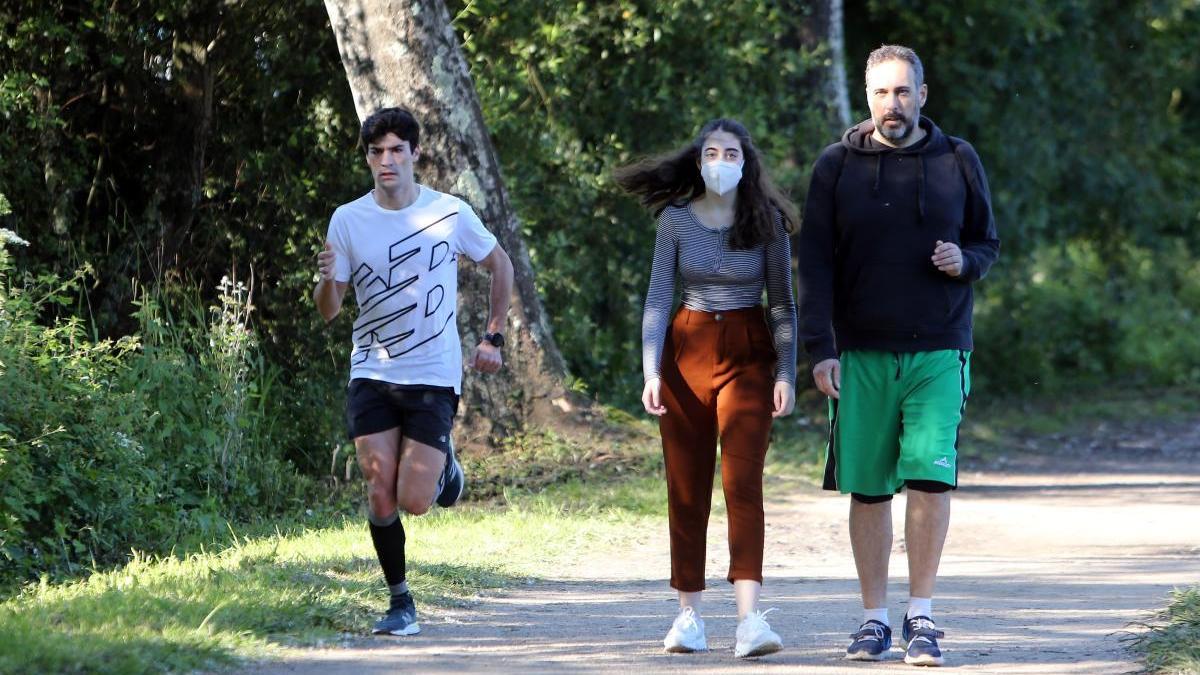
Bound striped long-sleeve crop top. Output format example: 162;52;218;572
641;202;798;385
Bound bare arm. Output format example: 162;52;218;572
478;244;513;336
314;242;348;322
469;243;513;373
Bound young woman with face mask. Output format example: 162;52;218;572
615;118;799;658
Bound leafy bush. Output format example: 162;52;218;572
452;0;833;403
974;238;1200;392
5;0;1199;414
0;222;312;586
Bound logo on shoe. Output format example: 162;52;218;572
933;456;952;469
439;435;447;443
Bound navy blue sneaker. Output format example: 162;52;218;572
372;592;419;636
902;615;945;666
845;619;892;661
435;437;465;508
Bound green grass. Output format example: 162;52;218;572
0;489;665;675
1126;585;1200;674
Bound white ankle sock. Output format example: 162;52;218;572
863;608;889;626
907;597;932;620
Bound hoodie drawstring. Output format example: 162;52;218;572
917;154;927;222
848;117;932;222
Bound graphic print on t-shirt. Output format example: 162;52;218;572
327;186;497;392
349;211;458;365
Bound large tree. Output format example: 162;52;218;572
792;0;852;132
323;0;581;445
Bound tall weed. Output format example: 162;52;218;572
0;224;310;588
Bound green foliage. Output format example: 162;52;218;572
451;0;1200;403
0;236;311;587
844;1;1200;393
3;0;1194;418
974;238;1200;392
0;0;358;470
846;0;1200;252
451;0;832;402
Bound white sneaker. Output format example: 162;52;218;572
734;608;783;658
663;607;708;653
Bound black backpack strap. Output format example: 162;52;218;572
834;143;851;187
946;135;977;194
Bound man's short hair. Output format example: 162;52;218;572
865;45;924;88
360;107;420;149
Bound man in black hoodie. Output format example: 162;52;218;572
799;45;1000;666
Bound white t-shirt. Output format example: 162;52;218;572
326;186;498;393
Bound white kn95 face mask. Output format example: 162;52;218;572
701;160;743;196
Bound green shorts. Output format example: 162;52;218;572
823;349;970;497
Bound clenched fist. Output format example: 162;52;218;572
317;242;337;281
932;240;963;277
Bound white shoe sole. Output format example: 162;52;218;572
735;638;782;658
437;461;465;508
374;622;420;636
664;643;706;654
904;652;944;666
845;649;887;661
664;635;708;653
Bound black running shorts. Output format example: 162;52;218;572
344;379;458;452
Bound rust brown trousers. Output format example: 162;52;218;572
659;306;776;592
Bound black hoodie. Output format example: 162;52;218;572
798;116;1000;366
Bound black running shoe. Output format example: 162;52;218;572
372;592;419;636
902;615;945;666
435;437;465;508
845;619;892;661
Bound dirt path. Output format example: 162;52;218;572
258;418;1200;674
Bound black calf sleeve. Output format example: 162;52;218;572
905;479;954;493
852;492;894;504
368;514;406;587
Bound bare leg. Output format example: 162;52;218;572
678;590;702;614
394;436;445;516
905;490;951;599
849;499;892;610
355;428;402;519
733;579;761;620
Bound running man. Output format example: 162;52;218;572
314;107;514;636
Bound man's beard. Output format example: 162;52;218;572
877;111;917;142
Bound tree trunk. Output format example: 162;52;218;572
791;0;851;133
324;0;577;447
826;0;852;129
154;10;221;272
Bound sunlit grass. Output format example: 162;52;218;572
1125;585;1200;674
0;491;664;675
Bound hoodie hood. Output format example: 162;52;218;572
841;116;945;220
841;115;942;155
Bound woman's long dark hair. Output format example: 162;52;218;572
613;118;799;249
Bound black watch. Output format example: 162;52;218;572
483;331;505;348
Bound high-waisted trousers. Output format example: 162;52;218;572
659;306;775;592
